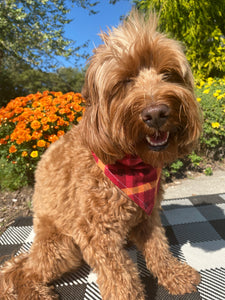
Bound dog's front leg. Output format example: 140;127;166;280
130;207;201;295
79;232;145;300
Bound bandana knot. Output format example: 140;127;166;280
92;153;161;215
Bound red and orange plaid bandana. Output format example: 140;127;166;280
92;153;161;215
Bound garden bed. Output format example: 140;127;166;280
0;186;33;235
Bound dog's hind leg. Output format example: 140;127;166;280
0;216;82;300
130;208;201;295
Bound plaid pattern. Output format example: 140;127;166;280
1;193;225;299
92;153;161;215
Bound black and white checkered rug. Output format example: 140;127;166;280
1;193;225;299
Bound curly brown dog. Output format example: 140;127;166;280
0;10;202;300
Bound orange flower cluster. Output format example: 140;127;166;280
0;91;85;160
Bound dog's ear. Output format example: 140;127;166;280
177;91;202;157
81;56;125;164
81;61;99;107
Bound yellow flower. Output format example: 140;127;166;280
207;77;214;84
203;89;210;94
197;97;201;102
217;94;224;100
199;80;205;88
30;151;38;158
211;122;220;128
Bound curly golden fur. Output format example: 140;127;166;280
0;10;201;300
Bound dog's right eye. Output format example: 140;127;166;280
162;73;170;81
123;78;133;85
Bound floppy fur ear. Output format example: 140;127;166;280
80;107;125;164
176;88;202;157
81;61;99;107
81;58;125;164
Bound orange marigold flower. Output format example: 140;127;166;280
25;133;32;142
37;140;46;147
42;124;50;131
57;118;66;126
51;91;63;97
59;108;66;115
57;130;65;137
47;114;58;123
30;151;38;158
16;137;26;145
32;101;40;108
77;116;82;123
0;138;7;145
42;91;49;96
22;151;28;157
9;145;17;153
15;107;23;114
41;117;48;125
48;134;58;143
73;103;82;112
31;120;41;130
15;122;26;129
32;131;43;140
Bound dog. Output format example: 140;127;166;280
0;10;202;300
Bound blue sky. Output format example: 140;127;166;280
60;0;133;68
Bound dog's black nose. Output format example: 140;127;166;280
141;104;170;128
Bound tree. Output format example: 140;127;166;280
0;0;123;106
134;0;225;78
0;0;122;70
0;61;86;106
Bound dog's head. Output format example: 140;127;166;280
81;10;202;167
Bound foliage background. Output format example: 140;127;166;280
0;0;121;106
134;0;225;79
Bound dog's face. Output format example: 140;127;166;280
82;11;202;167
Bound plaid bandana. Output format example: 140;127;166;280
92;153;161;215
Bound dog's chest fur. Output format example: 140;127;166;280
32;124;156;240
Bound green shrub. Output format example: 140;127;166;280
196;77;225;159
164;77;225;179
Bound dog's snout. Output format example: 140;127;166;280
141;104;170;128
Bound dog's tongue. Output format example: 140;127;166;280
146;131;169;147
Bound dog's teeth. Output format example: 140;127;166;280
146;132;169;147
146;136;152;144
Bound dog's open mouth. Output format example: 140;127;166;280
146;131;169;151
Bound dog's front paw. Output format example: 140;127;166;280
158;262;201;295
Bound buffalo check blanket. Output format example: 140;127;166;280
1;193;225;300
